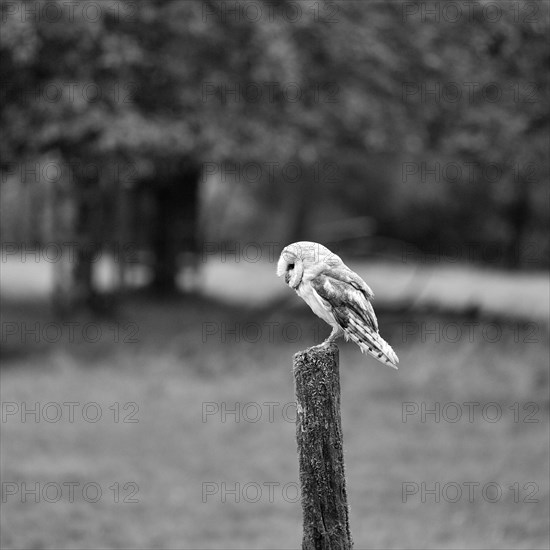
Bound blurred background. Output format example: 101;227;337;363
0;0;548;548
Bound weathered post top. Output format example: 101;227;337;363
293;344;353;550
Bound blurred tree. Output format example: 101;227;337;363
1;0;548;311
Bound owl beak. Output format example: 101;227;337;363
284;272;291;285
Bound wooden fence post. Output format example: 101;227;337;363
293;343;353;550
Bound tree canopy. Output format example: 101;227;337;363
1;0;548;279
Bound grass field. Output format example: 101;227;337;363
1;260;549;549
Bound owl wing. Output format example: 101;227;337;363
311;267;378;332
311;267;399;368
324;264;375;298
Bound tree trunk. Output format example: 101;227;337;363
150;161;200;294
151;186;178;293
505;177;530;269
52;168;97;314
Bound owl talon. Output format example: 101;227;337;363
309;341;331;351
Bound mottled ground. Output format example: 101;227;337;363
1;260;548;549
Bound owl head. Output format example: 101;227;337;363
277;241;342;288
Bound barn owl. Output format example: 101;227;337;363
277;241;399;369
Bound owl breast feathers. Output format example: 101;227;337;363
277;241;399;369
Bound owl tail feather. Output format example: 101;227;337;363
346;317;399;369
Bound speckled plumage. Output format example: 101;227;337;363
277;241;399;369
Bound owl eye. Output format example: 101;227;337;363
288;263;295;270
